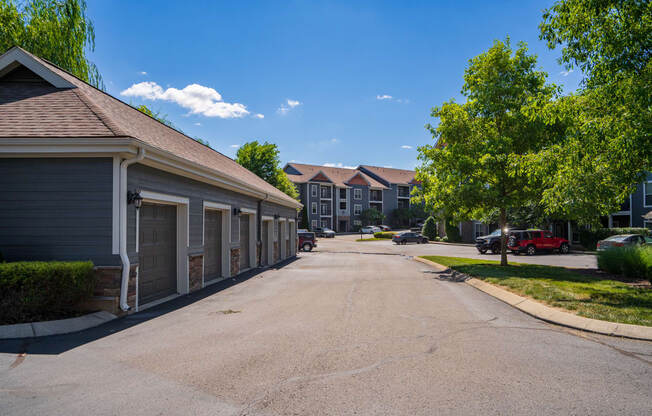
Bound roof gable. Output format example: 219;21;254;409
346;172;370;186
309;171;333;183
0;47;74;88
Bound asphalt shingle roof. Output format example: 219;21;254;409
0;47;299;207
358;165;420;185
285;163;388;189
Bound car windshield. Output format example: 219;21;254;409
323;228;333;232
488;229;501;237
605;235;630;242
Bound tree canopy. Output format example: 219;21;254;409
536;0;651;221
0;0;102;88
415;39;566;265
235;141;299;200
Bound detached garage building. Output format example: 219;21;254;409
0;47;301;313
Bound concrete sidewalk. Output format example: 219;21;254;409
414;256;652;341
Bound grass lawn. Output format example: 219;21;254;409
421;255;652;327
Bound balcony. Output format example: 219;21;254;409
370;190;383;202
320;204;332;216
370;202;382;212
320;186;332;199
397;186;410;198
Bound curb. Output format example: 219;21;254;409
414;257;652;341
0;311;117;340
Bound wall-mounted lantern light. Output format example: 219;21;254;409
127;190;143;209
233;207;242;216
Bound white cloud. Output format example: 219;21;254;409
323;162;356;169
331;138;339;143
396;98;410;104
230;144;240;148
376;94;392;100
401;145;412;149
121;81;250;118
277;99;302;115
560;69;574;76
194;122;202;126
253;113;265;119
139;71;147;75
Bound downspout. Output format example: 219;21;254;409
119;147;145;311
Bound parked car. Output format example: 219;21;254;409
313;227;336;238
378;225;391;231
298;231;317;251
475;229;503;254
361;226;381;234
392;232;428;245
507;230;570;255
596;234;647;251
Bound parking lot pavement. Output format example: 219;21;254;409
2;247;649;415
328;233;598;269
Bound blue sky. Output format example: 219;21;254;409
88;0;580;170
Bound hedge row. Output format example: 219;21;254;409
597;246;652;279
0;261;95;325
373;231;396;239
579;228;649;251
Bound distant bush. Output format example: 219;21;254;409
444;220;461;242
597;246;652;279
580;228;649;251
373;231;396;239
422;216;437;240
0;261;95;324
442;236;449;242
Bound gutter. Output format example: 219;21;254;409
119;147;145;311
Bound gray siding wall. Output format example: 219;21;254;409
0;158;117;265
127;163;291;262
350;184;369;225
383;184;399;216
631;172;652;227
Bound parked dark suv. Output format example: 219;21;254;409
507;230;570;255
298;231;317;251
475;229;503;254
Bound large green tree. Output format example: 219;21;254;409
415;39;566;265
0;0;102;88
235;141;299;200
536;0;651;222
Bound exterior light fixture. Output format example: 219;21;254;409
233;207;242;216
127;190;143;209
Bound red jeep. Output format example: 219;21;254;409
507;230;570;255
298;231;317;252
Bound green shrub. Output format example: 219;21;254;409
0;261;95;324
373;231;395;239
579;227;649;251
422;216;437;240
597;246;652;279
442;236;449;242
444;220;461;242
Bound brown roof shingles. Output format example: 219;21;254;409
0;47;299;207
358;165;420;185
285;163;388;189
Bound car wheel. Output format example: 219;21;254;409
303;243;312;252
526;245;536;256
491;242;500;254
559;243;569;254
479;248;487;254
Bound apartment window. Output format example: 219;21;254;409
339;188;346;199
311;220;318;229
354;188;362;200
370;189;382;201
354;204;362;215
339;188;347;210
321;202;331;215
645;182;652;207
321;219;328;228
398;186;410;198
311;184;317;197
311;202;317;214
340;200;347;210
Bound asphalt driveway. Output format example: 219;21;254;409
1;248;649;415
333;233;598;269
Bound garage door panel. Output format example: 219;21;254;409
204;209;223;281
139;203;177;305
261;221;269;266
240;215;249;270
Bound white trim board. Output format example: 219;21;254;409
202;201;232;280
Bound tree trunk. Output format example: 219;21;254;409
500;207;508;266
